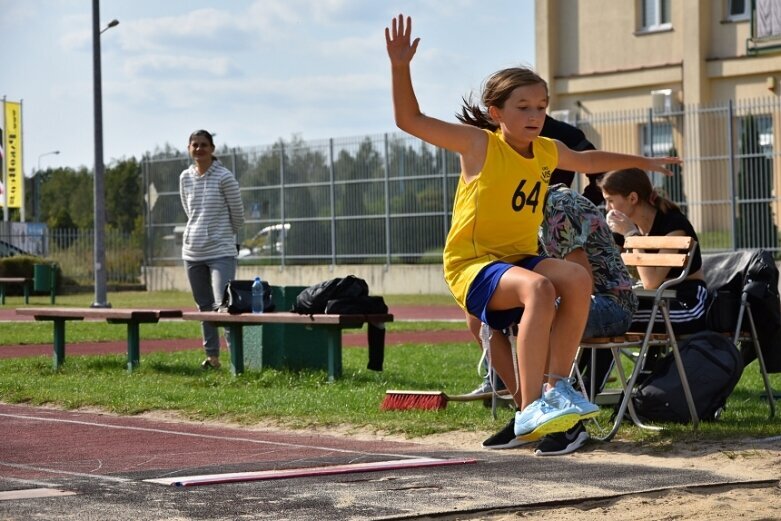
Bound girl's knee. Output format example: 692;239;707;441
528;276;556;301
561;264;591;298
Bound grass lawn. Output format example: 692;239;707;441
1;290;778;443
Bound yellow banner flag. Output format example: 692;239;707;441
4;101;24;209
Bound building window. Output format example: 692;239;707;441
641;0;671;31
728;0;750;20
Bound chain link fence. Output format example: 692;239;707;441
9;97;777;286
144;98;781;268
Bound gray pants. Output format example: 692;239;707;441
184;256;236;357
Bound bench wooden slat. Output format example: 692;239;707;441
623;235;693;250
182;311;393;326
621;252;688;267
16;307;182;321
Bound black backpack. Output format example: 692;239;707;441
632;330;744;423
292;276;370;314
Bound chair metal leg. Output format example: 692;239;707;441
595;304;665;442
736;301;776;418
661;302;699;428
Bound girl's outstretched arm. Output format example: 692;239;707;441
386;14;485;162
554;141;683;176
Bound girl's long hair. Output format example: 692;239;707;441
599;168;680;213
456;67;547;130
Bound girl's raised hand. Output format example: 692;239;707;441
646;156;683;177
385;14;420;66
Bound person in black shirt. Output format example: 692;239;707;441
542;116;605;206
600;167;708;336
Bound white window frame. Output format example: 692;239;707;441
727;0;750;21
640;0;672;31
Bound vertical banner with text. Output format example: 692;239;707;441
3;100;24;209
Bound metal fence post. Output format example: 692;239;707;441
329;138;336;267
441;147;450;240
142;159;149;289
279;141;286;267
727;100;738;250
383;133;391;266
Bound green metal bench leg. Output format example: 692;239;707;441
228;324;244;376
324;327;343;382
52;319;66;370
24;281;30;305
0;284;5;305
127;322;140;372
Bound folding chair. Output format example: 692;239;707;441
733;289;776;417
701;250;777;418
574;235;700;442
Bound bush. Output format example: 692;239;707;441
0;256;62;295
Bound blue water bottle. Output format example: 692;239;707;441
251;276;264;314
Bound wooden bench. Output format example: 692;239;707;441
182;311;394;379
0;278;31;305
16;307;183;372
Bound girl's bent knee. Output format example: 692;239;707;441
530;277;556;300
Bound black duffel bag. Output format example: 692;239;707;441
220;279;275;314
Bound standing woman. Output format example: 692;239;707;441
601;168;708;336
180;130;245;369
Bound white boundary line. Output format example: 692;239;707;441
0;462;132;483
0;411;424;460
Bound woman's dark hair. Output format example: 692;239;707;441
188;129;215;147
456;67;548;130
599;167;680;213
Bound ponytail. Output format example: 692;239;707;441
650;188;680;213
456;95;497;130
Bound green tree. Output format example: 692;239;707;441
39;167;93;230
106;158;142;234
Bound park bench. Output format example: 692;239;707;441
15;307;183;372
0;278;31;305
1;263;57;305
182;311;394;379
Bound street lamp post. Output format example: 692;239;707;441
37;150;60;172
35;150;60;222
91;0;118;309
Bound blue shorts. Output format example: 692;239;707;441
465;255;547;331
583;294;633;338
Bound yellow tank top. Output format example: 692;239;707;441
443;130;558;309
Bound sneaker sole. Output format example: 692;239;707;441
482;436;536;450
577;409;600;420
516;412;580;441
534;431;590;456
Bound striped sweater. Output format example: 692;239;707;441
179;160;245;261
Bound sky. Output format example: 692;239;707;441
1;0;536;174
